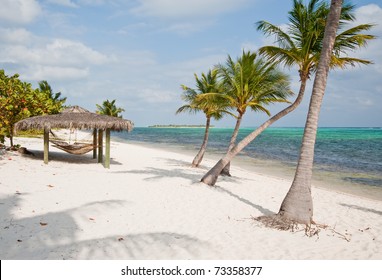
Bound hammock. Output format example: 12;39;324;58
49;129;97;155
50;140;97;155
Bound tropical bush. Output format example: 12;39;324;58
0;69;66;146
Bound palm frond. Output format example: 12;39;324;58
334;24;376;54
256;21;296;50
256;0;376;79
258;46;301;68
175;105;200;115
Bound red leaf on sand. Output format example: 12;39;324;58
89;218;95;221
40;222;48;226
17;240;22;242
47;184;54;188
118;238;124;241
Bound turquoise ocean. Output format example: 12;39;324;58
113;127;382;199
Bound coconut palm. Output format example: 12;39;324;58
277;0;371;225
177;69;229;167
201;0;375;186
211;51;292;176
96;99;125;118
38;80;66;113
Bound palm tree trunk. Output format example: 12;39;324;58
278;0;343;225
220;113;243;176
192;116;211;167
201;75;308;186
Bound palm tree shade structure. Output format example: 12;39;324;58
14;106;134;168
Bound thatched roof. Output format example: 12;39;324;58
15;106;134;132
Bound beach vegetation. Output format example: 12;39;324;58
201;0;375;187
275;0;375;226
0;70;66;146
177;69;231;167
96;99;125;118
38;80;67;114
259;0;346;227
211;51;292;176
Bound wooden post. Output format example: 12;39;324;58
93;128;97;159
43;127;49;164
98;129;103;163
105;128;111;169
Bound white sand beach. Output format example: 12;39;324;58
1;136;382;260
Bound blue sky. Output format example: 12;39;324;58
1;0;381;127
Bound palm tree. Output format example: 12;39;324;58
212;51;292;176
278;0;344;225
96;99;125;118
177;69;229;167
201;0;375;186
38;80;66;113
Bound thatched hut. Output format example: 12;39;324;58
14;106;134;168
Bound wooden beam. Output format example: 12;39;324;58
105;128;111;169
43;127;49;164
98;129;103;163
93;128;97;159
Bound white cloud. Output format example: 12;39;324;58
77;0;109;5
3;39;109;66
354;4;382;35
45;39;109;65
160;20;215;35
46;0;78;8
0;0;41;24
117;22;149;35
50;0;119;7
0;31;111;82
130;0;249;19
137;87;179;104
26;65;89;81
0;27;33;44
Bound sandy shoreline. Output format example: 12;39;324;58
121;138;382;201
1;136;382;259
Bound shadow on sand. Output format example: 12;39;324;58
340;203;382;216
17;148;122;166
0;194;214;260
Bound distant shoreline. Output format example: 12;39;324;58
148;125;212;128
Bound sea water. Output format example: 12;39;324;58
113;127;382;199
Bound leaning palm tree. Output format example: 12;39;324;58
177;69;229;167
272;0;346;226
211;51;292;176
96;99;125;118
201;0;375;186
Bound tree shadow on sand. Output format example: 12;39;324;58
340;203;382;216
112;166;271;216
0;195;214;260
16;148;122;165
215;187;274;216
113;166;242;186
